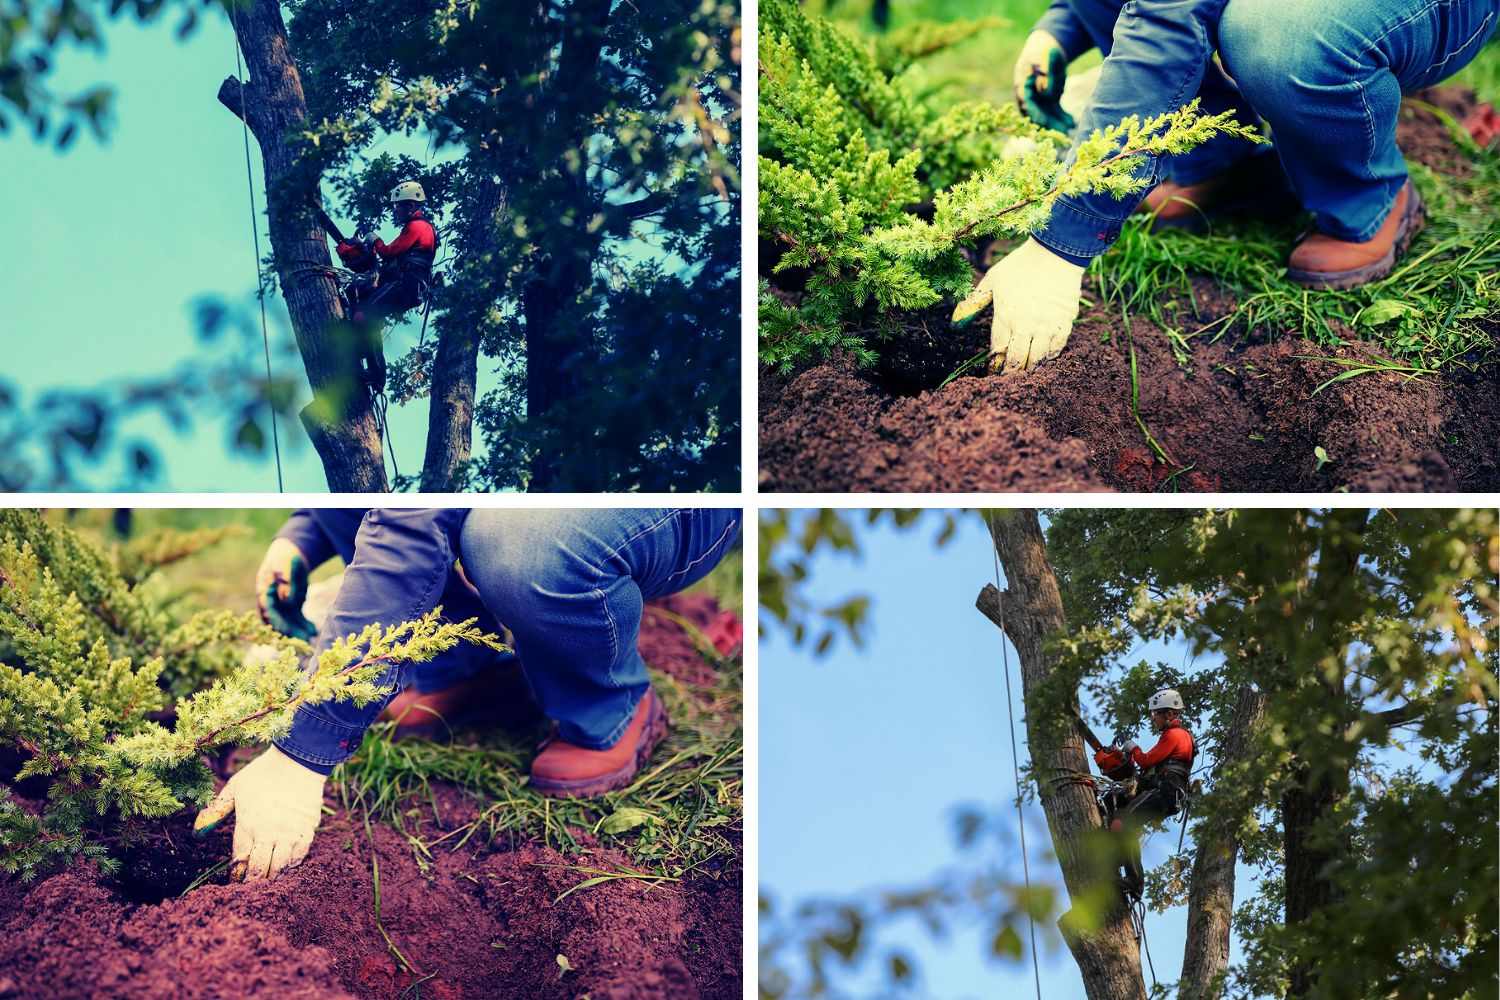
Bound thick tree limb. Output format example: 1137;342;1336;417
1179;682;1267;1000
219;0;387;492
977;511;1147;1000
421;171;507;491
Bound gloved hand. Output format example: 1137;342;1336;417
1121;739;1139;757
1013;30;1075;134
951;239;1085;372
255;537;316;641
193;746;326;881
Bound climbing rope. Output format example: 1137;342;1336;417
988;518;1043;1000
228;4;284;493
372;387;398;484
1130;898;1159;989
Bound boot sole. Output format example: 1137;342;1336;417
1286;187;1426;291
530;696;669;799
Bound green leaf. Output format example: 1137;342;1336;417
600;807;654;834
991;924;1023;958
1356;300;1418;327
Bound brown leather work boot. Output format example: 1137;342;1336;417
1139;153;1295;231
380;660;541;741
529;689;668;799
1286;181;1425;290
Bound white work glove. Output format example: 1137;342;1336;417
193;746;326;881
951;239;1085;372
1121;739;1139;757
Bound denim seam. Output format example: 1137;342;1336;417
663;515;739;587
274;708;367;767
596;510;676;689
1034;200;1126;259
1427;11;1494;76
1367;0;1443;53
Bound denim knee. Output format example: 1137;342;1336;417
1220;0;1328;109
460;510;587;622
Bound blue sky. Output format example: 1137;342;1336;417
761;511;1257;998
1;11;468;491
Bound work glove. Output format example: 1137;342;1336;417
193;746;326;881
1013;30;1075;134
255;537;317;641
1121;739;1139;757
951;239;1085;372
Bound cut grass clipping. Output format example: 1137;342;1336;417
333;662;743;885
1094;105;1499;371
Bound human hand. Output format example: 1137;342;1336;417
255;537;316;641
950;239;1085;372
1121;739;1139;757
193;746;326;881
1013;30;1075;133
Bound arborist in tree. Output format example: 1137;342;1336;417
959;0;1495;371
197;507;742;881
1099;688;1195;900
333;180;439;392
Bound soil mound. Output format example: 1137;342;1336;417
0;598;742;1000
759;88;1498;493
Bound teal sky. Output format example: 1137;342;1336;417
2;11;474;492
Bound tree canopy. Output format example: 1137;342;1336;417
760;508;1497;999
3;0;740;492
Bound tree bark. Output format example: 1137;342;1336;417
1179;682;1267;1000
218;0;387;492
977;510;1147;1000
1282;508;1369;998
420;173;507;492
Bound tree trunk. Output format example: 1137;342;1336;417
1179;682;1267;1000
976;510;1147;1000
218;0;387;493
420;174;507;492
1282;508;1369;997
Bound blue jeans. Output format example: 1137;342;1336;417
458;508;741;749
1033;0;1496;259
274;508;740;771
1220;0;1496;240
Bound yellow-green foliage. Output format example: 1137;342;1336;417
0;510;503;880
758;0;1264;373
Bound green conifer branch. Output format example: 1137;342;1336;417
0;511;506;880
757;0;1267;372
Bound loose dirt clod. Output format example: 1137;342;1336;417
760;88;1498;493
0;598;742;1000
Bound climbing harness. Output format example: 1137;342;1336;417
987;517;1043;1000
229;4;284;493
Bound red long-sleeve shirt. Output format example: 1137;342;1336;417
1129;723;1194;770
373;214;436;260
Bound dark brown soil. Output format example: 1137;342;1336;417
759;87;1499;493
0;598;742;1000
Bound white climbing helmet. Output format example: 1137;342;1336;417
1148;688;1184;712
390;180;426;204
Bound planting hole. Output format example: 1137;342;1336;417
108;830;230;905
